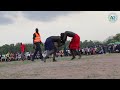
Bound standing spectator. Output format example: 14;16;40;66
93;47;96;55
20;43;26;61
85;47;88;55
6;52;10;61
118;44;120;53
102;45;106;54
94;46;97;54
110;45;113;53
108;45;111;53
0;53;2;60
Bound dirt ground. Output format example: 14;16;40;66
0;53;120;79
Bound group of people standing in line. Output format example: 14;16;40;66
32;28;81;62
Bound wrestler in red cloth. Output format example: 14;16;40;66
61;31;81;60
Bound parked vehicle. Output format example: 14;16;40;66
1;55;7;62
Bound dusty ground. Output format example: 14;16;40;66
0;53;120;79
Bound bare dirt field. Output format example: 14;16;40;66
0;53;120;79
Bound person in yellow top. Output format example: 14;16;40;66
32;28;43;61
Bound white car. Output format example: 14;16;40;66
1;55;7;61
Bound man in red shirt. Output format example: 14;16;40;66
20;43;26;61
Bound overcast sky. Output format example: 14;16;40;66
0;11;120;46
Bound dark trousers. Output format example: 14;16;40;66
70;49;81;59
45;49;56;61
21;52;25;60
32;42;43;61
